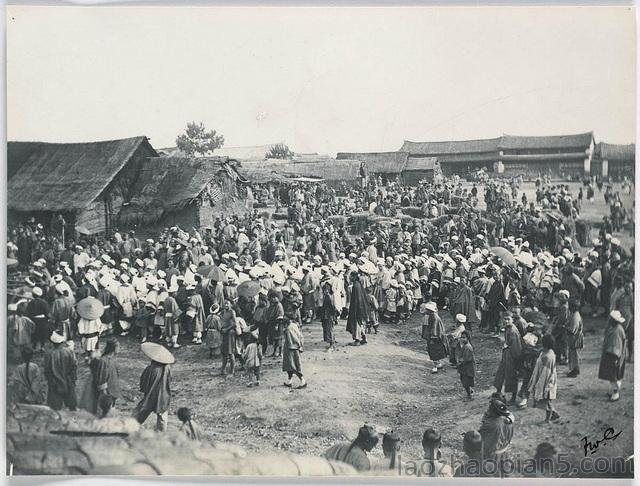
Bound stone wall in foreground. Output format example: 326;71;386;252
6;404;357;476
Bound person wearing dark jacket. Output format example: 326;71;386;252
79;338;120;415
25;286;51;351
493;312;523;404
44;332;77;411
323;424;379;472
485;267;506;336
552;290;570;365
457;331;476;399
598;310;628;402
479;397;515;476
133;343;174;431
320;282;338;351
346;272;369;345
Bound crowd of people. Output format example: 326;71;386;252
6;172;634;477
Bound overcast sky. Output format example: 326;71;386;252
7;6;636;154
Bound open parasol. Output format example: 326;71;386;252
237;280;262;298
291;267;305;281
76;297;105;320
225;269;238;282
197;265;215;276
173;238;190;248
357;259;378;275
429;258;442;272
523;310;549;329
141;342;175;364
515;252;535;268
489;247;517;268
543;210;564;222
8;286;33;299
207;266;226;282
441;254;456;268
271;264;286;283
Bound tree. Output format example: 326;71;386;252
175;122;224;157
266;143;293;160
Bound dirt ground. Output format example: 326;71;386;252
8;179;634;477
13;304;631;477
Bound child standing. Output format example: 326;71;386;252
448;314;467;366
405;283;415;316
320;282;338;350
396;283;407;321
177;407;203;440
366;292;379;334
457;331;475;399
283;318;306;389
384;280;398;323
204;304;222;359
242;329;262;387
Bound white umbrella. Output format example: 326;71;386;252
516;252;535;268
271;263;286;282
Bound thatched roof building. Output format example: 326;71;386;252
237;159;361;187
8;136;158;235
118;157;249;230
280;160;361;181
402;157;441;185
336;152;409;175
237;160;301;184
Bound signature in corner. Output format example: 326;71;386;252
581;427;622;457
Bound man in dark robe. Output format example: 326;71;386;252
44;333;77;411
346;272;369;345
49;286;75;341
552;290;570;364
598;310;628;401
79;338;120;416
96;280;115;334
202;279;225;317
265;292;285;357
25;287;51;351
300;266;316;324
133;360;172;432
251;291;270;355
450;277;477;329
485;268;506;336
493;313;523;404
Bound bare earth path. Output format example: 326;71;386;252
96;307;632;476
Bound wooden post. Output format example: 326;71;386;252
104;197;110;236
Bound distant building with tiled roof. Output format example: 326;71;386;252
399;132;599;178
593;142;635;179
